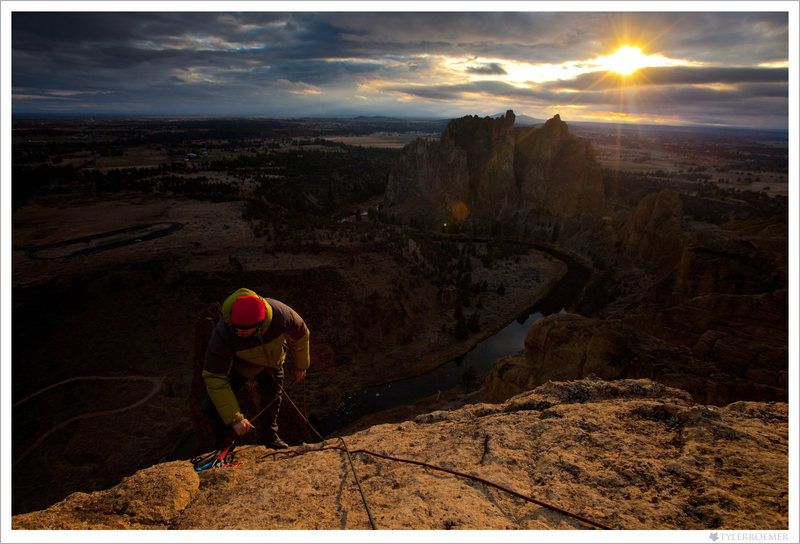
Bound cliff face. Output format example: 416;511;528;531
12;378;788;530
615;189;686;275
487;198;788;407
514;115;605;219
486;313;785;406
384;112;605;225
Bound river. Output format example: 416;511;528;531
311;247;590;436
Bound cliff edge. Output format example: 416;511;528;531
12;377;787;531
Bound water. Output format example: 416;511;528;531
312;311;545;435
311;246;590;436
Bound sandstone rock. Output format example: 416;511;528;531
667;230;781;300
628;290;788;404
442;109;517;221
12;378;788;530
486;313;786;406
515;114;605;219
12;461;200;529
384;137;469;223
487;313;692;403
384;111;606;226
615;189;685;274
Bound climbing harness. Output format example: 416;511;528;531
191;381;279;472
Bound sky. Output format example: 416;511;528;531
5;2;794;129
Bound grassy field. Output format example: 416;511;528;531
94;146;168;170
326;133;436;148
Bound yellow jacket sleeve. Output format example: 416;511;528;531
202;369;244;425
287;328;310;370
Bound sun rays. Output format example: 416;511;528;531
598;46;653;76
596;45;696;76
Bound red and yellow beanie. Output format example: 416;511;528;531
231;295;266;328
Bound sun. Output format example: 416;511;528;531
599;46;652;76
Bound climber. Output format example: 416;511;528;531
200;288;310;450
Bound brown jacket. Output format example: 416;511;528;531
203;288;310;425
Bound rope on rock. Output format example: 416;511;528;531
273;380;613;531
338;437;378;530
320;445;612;530
273;376;378;529
192;390;279;472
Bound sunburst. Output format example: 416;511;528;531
599;46;653;76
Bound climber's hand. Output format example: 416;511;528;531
294;369;307;382
232;418;255;436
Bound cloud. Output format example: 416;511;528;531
385;80;557;103
466;63;508;75
271;79;323;95
545;66;789;92
8;11;790;128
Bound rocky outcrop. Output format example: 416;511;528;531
486;313;786;406
13;378;788;530
615;189;686;275
553;189;790;406
630;291;788;397
514;114;605;220
383;137;470;222
384;112;606;226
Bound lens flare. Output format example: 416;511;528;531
452;200;469;221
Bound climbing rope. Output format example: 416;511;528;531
191;383;278;472
318;445;612;530
270;377;378;528
338;436;378;530
197;374;612;530
273;379;612;531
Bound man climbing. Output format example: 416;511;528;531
200;288;310;449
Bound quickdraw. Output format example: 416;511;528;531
191;440;241;471
192;382;281;472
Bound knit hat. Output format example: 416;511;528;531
231;295;266;328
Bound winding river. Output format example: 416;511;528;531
312;247;590;436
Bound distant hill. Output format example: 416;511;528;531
492;112;543;126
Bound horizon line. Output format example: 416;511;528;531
9;110;789;133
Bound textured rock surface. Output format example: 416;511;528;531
514;114;605;219
12;378;788;531
486;313;786;406
615;189;686;275
531;188;791;407
384;112;606;225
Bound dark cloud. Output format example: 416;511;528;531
548;66;789;92
386;80;557;103
466;63;507;75
8;10;790;128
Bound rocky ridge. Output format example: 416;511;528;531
12;377;788;531
487;191;787;407
384;111;606;225
385;112;787;410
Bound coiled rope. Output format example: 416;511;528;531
271;378;612;531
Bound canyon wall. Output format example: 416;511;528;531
384;111;607;226
385;111;786;409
